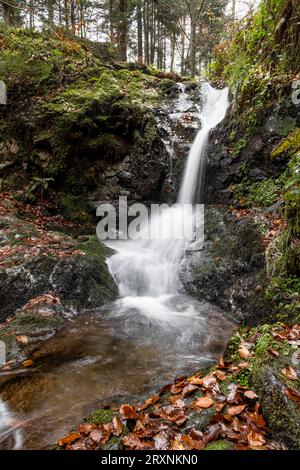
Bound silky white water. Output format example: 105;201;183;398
106;83;229;318
178;83;229;204
0;83;231;450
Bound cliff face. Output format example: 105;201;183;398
0;28;189;223
204;0;300;323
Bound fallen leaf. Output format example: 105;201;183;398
22;359;33;367
218;356;226;368
281;366;298;380
214;370;227;381
182;384;198;397
155;406;188;425
204;423;222;443
214;402;226;412
244;390;258;400
227;405;246;416
123;433;151;450
77;423;94;434
58;431;81;446
193;396;214;409
188;376;203;385
16;335;29;345
237;362;249;369
154;431;169;450
268;348;280;357
90;429;104;444
238;343;253;359
138;394;160;411
285;386;300;402
227;383;239;403
169;394;183;404
119;404;138;420
247;430;266;448
112;416;123;436
171;381;187;395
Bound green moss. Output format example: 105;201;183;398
77;235;113;262
272;129;300;158
57;193;93;227
204;440;234;450
224;334;240;361
86;409;118;425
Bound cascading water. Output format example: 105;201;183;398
178;84;229;204
106;83;229;319
0;83;233;450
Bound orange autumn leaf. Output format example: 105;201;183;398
214;370;227;381
268;348;279;358
119;404;138;420
169;394;183;404
193;396;214;409
281;366;298;380
138;394;160;411
227;404;246;416
238;343;253;359
188;376;203;385
285;386;300;402
182;384;198;397
247;430;266;448
112;416;123;436
58;431;81;446
16;335;29;345
214;402;225;412
22;359;33;367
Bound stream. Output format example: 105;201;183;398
0;83;234;450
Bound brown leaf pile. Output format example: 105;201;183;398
58;322;300;451
58;368;269;451
0;192;86;268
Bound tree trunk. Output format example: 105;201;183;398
190;17;196;77
2;1;20;25
150;2;156;64
70;0;76;33
29;0;34;28
118;0;128;61
170;32;176;72
181;16;186;75
232;0;236;19
144;0;150;65
48;0;54;27
64;0;69;30
137;0;143;63
109;0;115;43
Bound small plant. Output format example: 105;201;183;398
26;176;54;203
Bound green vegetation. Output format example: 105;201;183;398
209;0;300;145
208;1;300;321
86;409;118;425
0;27;173;201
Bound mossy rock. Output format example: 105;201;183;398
86;409;118;425
204;439;234;450
251;361;300;449
272;128;300;159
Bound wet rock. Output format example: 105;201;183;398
204;100;299;205
0;242;118;323
251;360;300;449
181;207;270;323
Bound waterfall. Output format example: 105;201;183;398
0;398;23;449
106;83;229;319
178;83;229;204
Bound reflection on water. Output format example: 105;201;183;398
0;295;234;449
